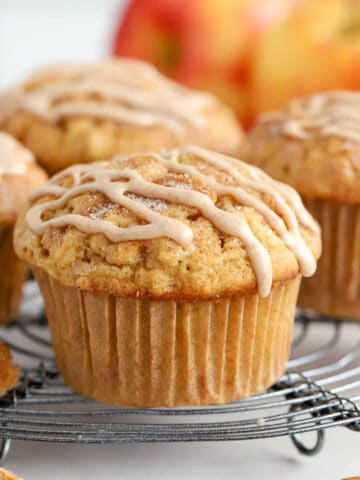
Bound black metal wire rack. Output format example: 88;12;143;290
1;281;360;464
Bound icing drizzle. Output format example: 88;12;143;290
1;59;215;134
25;146;318;297
260;91;360;145
0;132;34;175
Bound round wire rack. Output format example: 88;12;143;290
1;281;360;463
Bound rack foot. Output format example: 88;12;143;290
290;429;324;456
0;438;11;465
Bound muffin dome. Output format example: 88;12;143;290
243;91;360;203
0;132;47;224
0;59;242;173
14;146;320;300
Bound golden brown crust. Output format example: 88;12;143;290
14;151;320;300
0;342;19;396
0;163;48;224
243;94;360;204
0;60;242;174
1;110;241;175
243;125;360;203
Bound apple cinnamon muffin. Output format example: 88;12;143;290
14;146;320;407
244;91;360;318
0;59;242;174
0;132;47;323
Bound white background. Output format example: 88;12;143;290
0;1;360;478
5;432;360;479
0;0;126;89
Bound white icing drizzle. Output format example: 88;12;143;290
1;59;215;134
261;91;360;145
25;147;318;298
0;132;34;175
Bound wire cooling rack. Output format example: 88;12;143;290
0;282;360;463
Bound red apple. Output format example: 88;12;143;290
113;0;360;126
114;0;210;83
250;0;360;116
114;0;305;125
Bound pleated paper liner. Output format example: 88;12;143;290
300;199;360;319
0;226;27;324
34;268;300;408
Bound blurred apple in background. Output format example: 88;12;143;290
113;0;360;127
251;0;360;114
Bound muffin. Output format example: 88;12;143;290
0;59;242;174
14;146;320;407
0;132;47;323
0;341;19;396
243;91;360;318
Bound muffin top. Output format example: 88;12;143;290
0;59;242;173
14;146;320;300
244;91;360;203
0;132;47;224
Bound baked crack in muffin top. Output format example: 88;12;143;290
14;146;320;300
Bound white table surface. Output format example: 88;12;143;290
4;428;360;479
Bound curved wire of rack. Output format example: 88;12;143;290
1;282;360;462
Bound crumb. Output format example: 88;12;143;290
256;418;266;427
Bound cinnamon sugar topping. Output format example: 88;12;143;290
26;146;318;297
